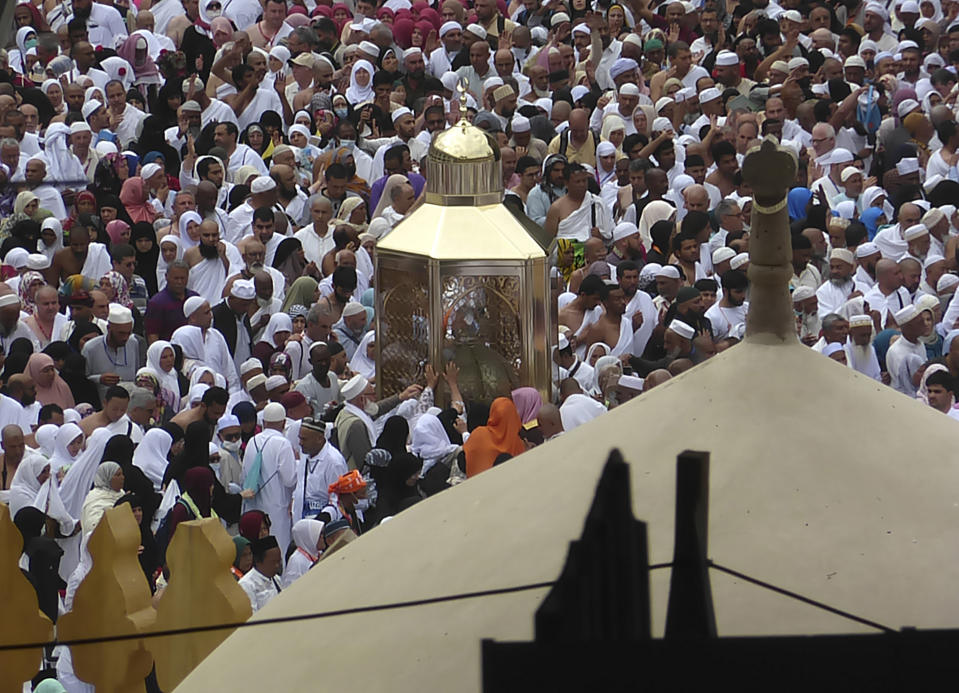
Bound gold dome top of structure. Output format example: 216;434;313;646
429;81;496;163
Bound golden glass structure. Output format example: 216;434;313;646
375;91;553;405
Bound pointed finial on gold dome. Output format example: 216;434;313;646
457;77;469;123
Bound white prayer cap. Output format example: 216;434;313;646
840;166;862;182
715;50;739;66
897;157;920;176
897;98;920;118
557;333;570;350
865;2;889;19
874;51;894;64
4;248;28;269
916;293;941;315
94;140;118;156
937;273;959;292
619;83;640;97
924;52;945;70
69;121;91;135
781;9;802;22
640;263;662;281
903;223;929;241
698;87;722;103
240;358;262;375
712;247;735;265
81;100;102;119
263;402;287;423
859;39;878;55
609;58;639;81
141;163;163;181
894;304;920;325
108;304;133;325
613;222;639;242
340;374;369;401
403;47;423;61
791;286;815;303
570;85;590;102
787;57;809;71
830;247;855;265
534;97;553;113
820;147;853;166
811;83;829;96
439;21;461;37
245;373;267;392
353;41;376;58
183;296;207;318
922;208;945;229
652;116;672;132
465;23;487;39
655;265;681;279
483;76;504;93
26;253;50;270
674;86;695;103
308;341;329;355
217;414;240;432
391;106;413;123
550;11;570;25
572;23;591;36
618;374;644;391
655;97;674;113
265;375;288;391
0;294;20;308
844;55;866;69
623;33;642;48
530;25;548;42
668;320;695;339
855;242;880;258
511;115;531;134
730;253;749;269
230;279;255;300
822;342;845;357
849;314;873;328
189;383;209;404
251;176;276;193
770;60;789;74
672;174;695;193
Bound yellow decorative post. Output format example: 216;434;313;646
58;505;156;693
0;504;53;690
153;519;252;691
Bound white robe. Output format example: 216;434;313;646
80;242;113;283
885;335;927;395
556;192;613;242
624;290;657;357
815;278;857;316
291;443;348;523
845;341;882;381
238;567;281;613
33;184;67;219
241;428;297;550
295;224;335;266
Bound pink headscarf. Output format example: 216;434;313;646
116;32;160;81
511;387;543;425
106;220;130;245
119;177;157;224
393;18;415;49
418;7;442;29
413;20;434;47
27;353;75;410
210;17;234;47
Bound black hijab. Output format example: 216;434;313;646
67;321;102;354
130;222;160;295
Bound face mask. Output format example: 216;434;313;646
363;400;378;415
207;8;221;18
209;461;221;477
221;439;241;453
25;38;38;50
339;138;355;151
256;296;271;308
334;108;349;118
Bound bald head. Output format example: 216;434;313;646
683;184;709;212
643;369;672;391
537;402;563;439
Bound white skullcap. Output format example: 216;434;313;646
0;294;20;308
572;23;591;36
830;247;855;265
570;85;590;102
240;358;262;375
730;253;749;269
896;158;920;176
897;98;920;118
894;304;920;325
865;2;889;19
937;274;959;292
493;84;515;102
245;374;267;392
859;39;878;55
251;176;276;193
668;320;695;339
612;222;639;242
712;247;736;265
674;87;695;103
903;223;929;241
342;301;366;318
787;57;809;71
26;253;50;270
618;374;644;391
924;253;946;268
94;140;118;156
439;21;461;37
781;9;802;22
465;23;487;39
230;279;255;300
217;414;241;432
623;33;643;47
358;40;379;56
922;208;945;229
183;296;207;318
403;47;423;61
698;87;721;103
69;121;92;135
652;116;672;132
340;374;369;400
141;163;162;181
557;333;570;350
855;241;880;257
822;342;845;357
619;83;640;97
840;166;862;182
511;115;531;133
608;58;638;80
440;71;459;92
848;314;874;328
819;148;853;166
655;97;674;113
550;11;570;26
792;285;815;302
81;100;102;119
844;55;866;69
391;106;413;123
715;50;739;66
108;304;133;324
263;402;287;422
655;265;681;279
4;248;29;269
265;375;288;391
770;60;789;74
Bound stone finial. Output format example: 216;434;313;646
740;137;799;343
58;505;156;693
153;519;252;691
0;504;53;690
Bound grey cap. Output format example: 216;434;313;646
180;100;202;113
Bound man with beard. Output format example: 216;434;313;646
853;241;880;290
815;248;859;316
664;285;712;337
331;300;368;360
225;238;286;306
579;282;633;357
22;156;67;219
286;304;335;382
492;85;518;131
214;121;267;183
171;385;230;433
146;261;197;343
196;180;230;238
618;261;658;358
606;222;644;273
83;305;141;400
791;235;823;292
705;270;749;340
527;153;567;226
904;225;931;264
862;258;910;328
429;21;463;76
898;257;923;302
182;296;241;393
370;144;427;214
47;224;112;287
844;314;883;381
193;153;233;214
401;47;429;109
369;108;428;182
4;374;40;434
227;175;276;244
271;164;309;229
213;279;255;371
295;342;341;417
65;0;128;49
185;220;240;305
164;100;202;154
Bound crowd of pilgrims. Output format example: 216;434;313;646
8;0;959;687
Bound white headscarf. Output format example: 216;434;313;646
6;454;50;518
345;59;375;104
146;339;181;397
59;428;113;520
172;325;207;361
348;330;376;378
33;424;59;458
291;518;324;559
637;200;676;251
157;234;182;290
177;211;203;249
39;218;64;260
48;423;84;473
132;428;173;491
410;413;459;476
190;365;227;389
559;393;608;431
372;173;410;219
261;313;293;348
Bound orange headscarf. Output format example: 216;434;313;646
464;397;526;477
329;469;367;496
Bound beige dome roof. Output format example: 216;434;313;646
176;336;959;693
